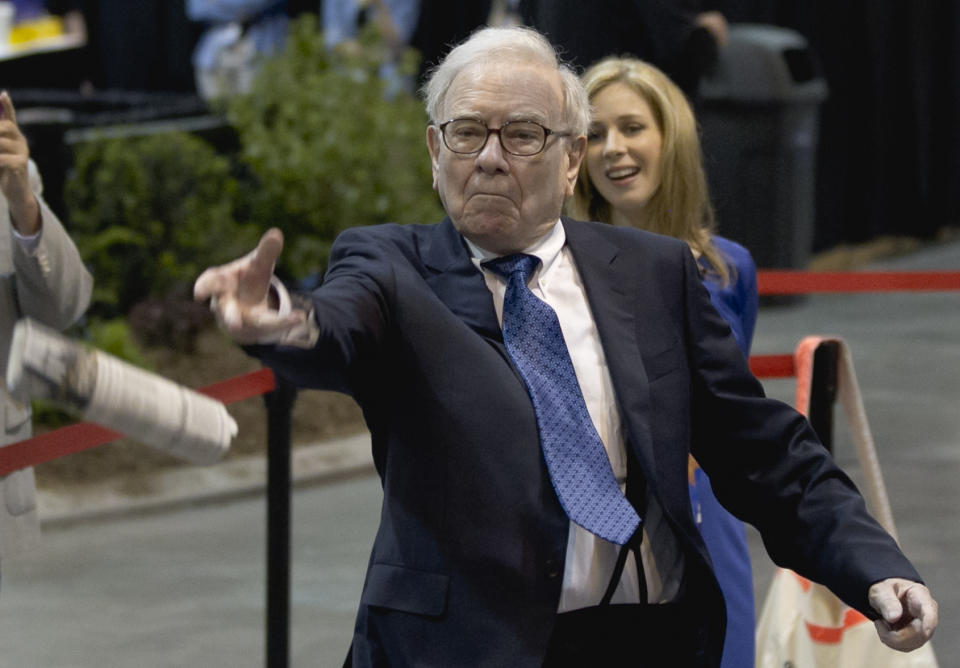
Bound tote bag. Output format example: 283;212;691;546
755;336;938;668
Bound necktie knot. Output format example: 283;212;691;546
482;253;541;283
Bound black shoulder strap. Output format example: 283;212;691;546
600;443;648;606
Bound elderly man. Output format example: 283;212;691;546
195;26;937;667
1;90;92;584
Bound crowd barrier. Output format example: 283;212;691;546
748;270;960;383
1;268;958;668
756;270;960;295
4;270;959;477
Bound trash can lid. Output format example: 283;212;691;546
699;24;828;104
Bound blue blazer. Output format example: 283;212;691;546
695;235;759;668
254;217;919;668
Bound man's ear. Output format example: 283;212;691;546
426;125;441;190
564;135;587;197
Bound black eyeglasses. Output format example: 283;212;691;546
438;118;571;156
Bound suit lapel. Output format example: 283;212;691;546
563;219;657;483
421;218;502;342
419;216;661;494
420;218;659;479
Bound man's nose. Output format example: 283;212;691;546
476;130;509;171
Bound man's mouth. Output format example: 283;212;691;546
469;191;514;202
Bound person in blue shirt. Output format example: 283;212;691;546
570;56;758;668
187;0;291;98
322;0;420;95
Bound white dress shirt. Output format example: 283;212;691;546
466;220;680;611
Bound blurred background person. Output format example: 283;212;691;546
322;0;420;95
569;56;757;668
0;90;91;587
187;0;294;99
520;0;728;97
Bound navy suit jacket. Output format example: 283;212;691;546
254;217;920;667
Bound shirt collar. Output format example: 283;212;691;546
464;219;566;278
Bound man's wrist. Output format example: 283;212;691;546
10;215;41;252
8;194;41;236
267;275;318;348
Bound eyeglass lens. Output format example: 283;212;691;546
443;120;546;156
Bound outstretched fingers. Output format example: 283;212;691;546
237;227;284;304
194;228;300;343
194;228;284;303
0;90;16;124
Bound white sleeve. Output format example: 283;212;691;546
267;276;319;348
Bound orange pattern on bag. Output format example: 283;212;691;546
791;569;870;644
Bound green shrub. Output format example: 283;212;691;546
65;131;260;317
227;14;444;278
64;14;442;330
86;317;154;370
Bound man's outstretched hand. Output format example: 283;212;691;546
194;228;305;344
869;578;938;652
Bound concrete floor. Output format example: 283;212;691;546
0;239;957;667
747;239;960;665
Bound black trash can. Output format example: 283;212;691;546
698;24;827;273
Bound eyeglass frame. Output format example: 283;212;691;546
436;118;573;157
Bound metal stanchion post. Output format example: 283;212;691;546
264;376;297;668
808;341;840;453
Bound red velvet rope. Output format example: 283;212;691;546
2;269;958;475
749;354;796;378
0;356;798;477
757;270;960;295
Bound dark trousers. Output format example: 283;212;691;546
542;602;702;667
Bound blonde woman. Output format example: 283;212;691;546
572;56;758;668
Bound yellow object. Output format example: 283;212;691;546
9;15;63;45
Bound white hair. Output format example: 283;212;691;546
420;26;589;137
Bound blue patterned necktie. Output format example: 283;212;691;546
483;253;641;545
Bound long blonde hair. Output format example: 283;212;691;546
570;57;729;285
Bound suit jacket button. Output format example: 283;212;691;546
545;559;561;579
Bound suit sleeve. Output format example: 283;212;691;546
12;164;92;331
680;245;920;619
248;226;393;398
